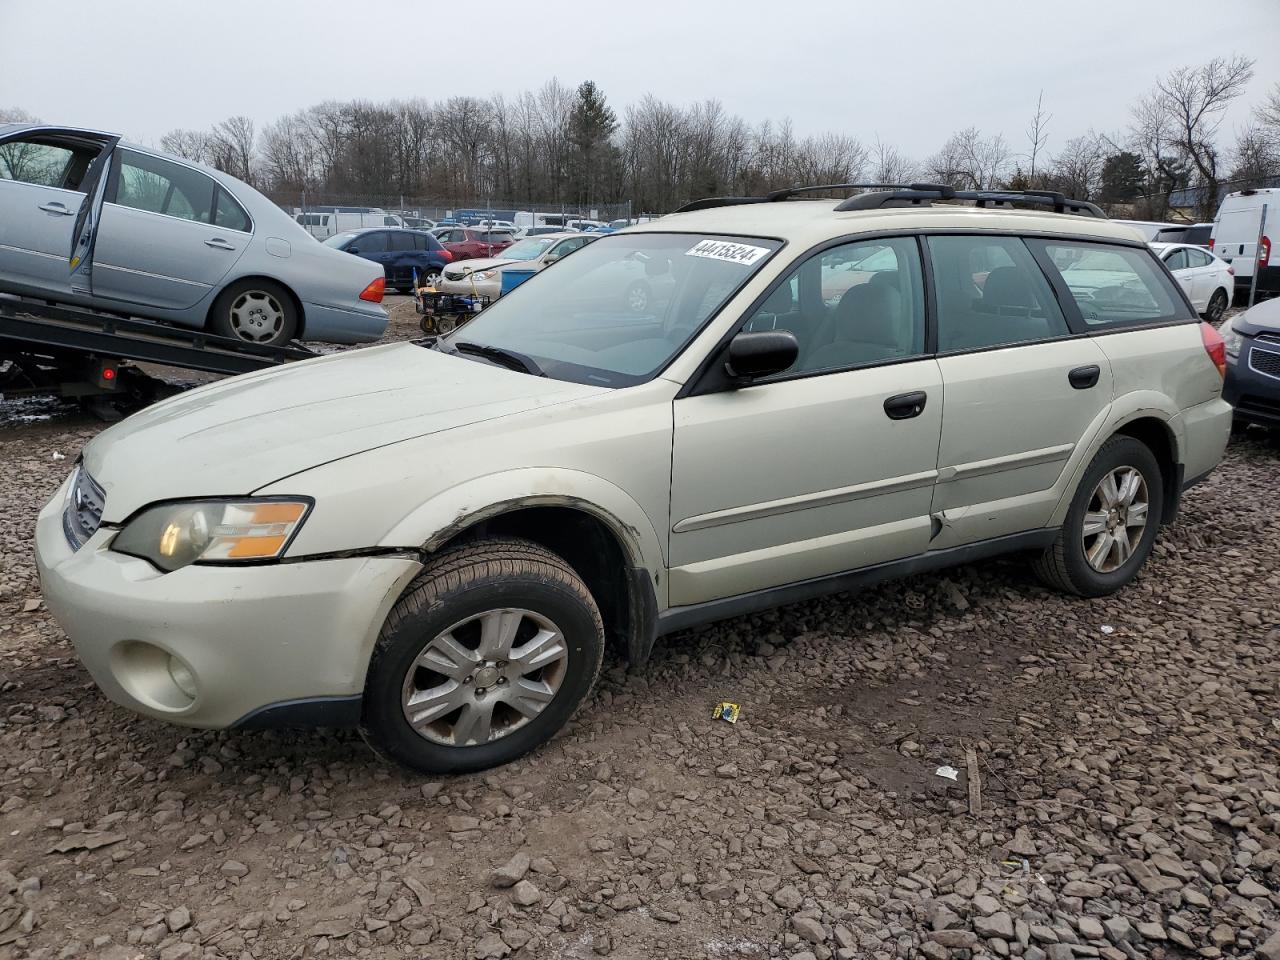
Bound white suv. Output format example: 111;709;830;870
35;185;1233;773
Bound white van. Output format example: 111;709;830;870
513;211;573;230
1211;189;1278;299
296;210;406;240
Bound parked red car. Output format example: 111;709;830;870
438;228;515;260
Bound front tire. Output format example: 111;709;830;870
1033;436;1164;597
209;279;298;346
360;538;604;774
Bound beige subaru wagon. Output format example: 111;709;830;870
36;184;1233;773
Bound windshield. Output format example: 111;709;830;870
323;232;360;248
444;232;782;387
500;237;557;261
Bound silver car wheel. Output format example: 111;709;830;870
400;608;568;747
228;290;285;343
1081;466;1149;573
419;271;441;287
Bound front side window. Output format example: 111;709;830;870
115;150;214;223
446;232;781;387
352;231;387;254
741;236;926;374
1034;240;1188;327
929;235;1069;351
0;139;82;188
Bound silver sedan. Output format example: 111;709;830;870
0;123;387;346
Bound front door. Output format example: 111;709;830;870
926;234;1114;549
669;236;943;607
92;148;247;310
0;127;114;293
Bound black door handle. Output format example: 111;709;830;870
1069;364;1101;389
884;390;927;420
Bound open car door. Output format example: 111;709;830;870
68;134;120;295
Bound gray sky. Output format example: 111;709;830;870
2;0;1277;160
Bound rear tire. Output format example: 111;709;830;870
360;538;604;775
209;279;298;347
1204;288;1228;323
1033;436;1164;598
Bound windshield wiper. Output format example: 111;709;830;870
453;340;545;376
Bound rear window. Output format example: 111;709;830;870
1032;241;1190;327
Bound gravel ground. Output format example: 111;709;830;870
0;303;1277;960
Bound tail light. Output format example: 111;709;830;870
439;249;454;262
1200;322;1226;378
1260;235;1271;267
1208;238;1214;251
1227;265;1235;277
359;277;385;303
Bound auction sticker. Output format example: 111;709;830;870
686;239;771;266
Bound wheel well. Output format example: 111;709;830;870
433;506;636;657
1114;417;1179;523
206;276;306;338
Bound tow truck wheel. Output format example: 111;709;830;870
210;279;298;347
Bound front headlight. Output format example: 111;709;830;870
111;499;312;572
470;271;492;282
1221;324;1243;359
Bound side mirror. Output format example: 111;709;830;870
725;330;798;380
347;246;360;255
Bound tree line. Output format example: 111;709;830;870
6;58;1279;220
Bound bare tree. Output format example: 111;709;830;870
1025;91;1051;185
1049;133;1106;201
0;106;39;123
209;116;256;183
928;127;1010;189
159;129;213;163
1134;55;1255;218
869;138;916;185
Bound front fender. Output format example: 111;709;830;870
379;467;668;601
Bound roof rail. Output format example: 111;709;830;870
835;187;1105;218
676;182;919;213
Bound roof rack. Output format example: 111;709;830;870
834;185;1106;218
675;182;1105;219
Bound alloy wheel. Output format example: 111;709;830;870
400;608;568;747
1081;466;1149;573
228;290;285;343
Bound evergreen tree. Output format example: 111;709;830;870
568;81;618;207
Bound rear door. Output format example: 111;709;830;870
92;148;248;310
1182;247;1219;306
0;127;115;293
385;230;418;285
1214;201;1264;278
1161;247;1198;308
927;234;1113;549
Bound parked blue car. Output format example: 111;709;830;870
323;228;453;292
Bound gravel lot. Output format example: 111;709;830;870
0;302;1277;960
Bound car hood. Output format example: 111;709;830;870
445;257;522;274
1237;297;1280;334
84;342;603;522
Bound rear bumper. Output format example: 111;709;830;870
1233;266;1280;297
301;301;388;344
1224;338;1280;425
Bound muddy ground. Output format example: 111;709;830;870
0;300;1277;960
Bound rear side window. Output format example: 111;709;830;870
1164;248;1189;271
213;188;251;232
1033;241;1189;327
928;236;1069;351
1186;248;1213;268
115;149;214;224
388;231;416;252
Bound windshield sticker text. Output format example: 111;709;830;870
686;239;771;266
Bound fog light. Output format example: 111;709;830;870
167;656;198;699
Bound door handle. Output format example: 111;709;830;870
1068;364;1101;389
38;201;73;215
205;238;236;250
883;391;928;420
